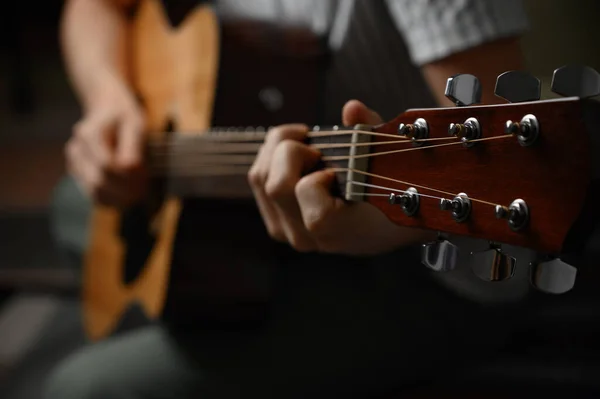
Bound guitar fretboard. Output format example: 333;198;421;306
147;126;369;199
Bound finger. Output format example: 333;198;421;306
65;137;99;194
296;169;374;254
248;144;287;242
74;136;141;206
265;140;321;252
342;100;383;126
65;139;90;195
297;170;432;255
67;138;127;206
115;112;145;169
248;124;310;242
263;123;309;150
295;169;344;241
73;115;113;168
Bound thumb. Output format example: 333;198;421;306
115;113;145;168
342;100;383;126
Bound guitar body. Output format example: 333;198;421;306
82;0;219;341
82;0;325;341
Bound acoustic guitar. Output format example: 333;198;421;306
81;0;600;341
82;0;329;340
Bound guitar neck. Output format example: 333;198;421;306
147;125;374;200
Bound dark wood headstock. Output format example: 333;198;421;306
364;97;600;257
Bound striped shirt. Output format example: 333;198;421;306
156;0;534;317
211;1;535;305
215;0;530;66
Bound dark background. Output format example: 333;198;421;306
0;0;599;397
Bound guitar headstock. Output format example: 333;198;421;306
362;65;600;294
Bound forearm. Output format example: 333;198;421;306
60;0;134;111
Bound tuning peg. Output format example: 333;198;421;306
389;187;420;217
551;65;600;98
470;243;516;282
530;258;577;294
421;236;459;272
495;71;541;103
445;74;482;106
494;199;530;232
439;193;472;223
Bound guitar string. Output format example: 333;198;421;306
146;129;401;144
145;129;516;208
148;137;454;165
322;135;511;162
159;163;502;207
348;181;448;202
335;168;499;207
147;135;459;168
149;134;512;169
146;128;469;151
162;166;504;208
347;192;390;197
147;137;458;155
147;134;459;159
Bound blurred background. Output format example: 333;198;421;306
0;0;599;397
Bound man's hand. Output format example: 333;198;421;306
65;76;147;207
248;100;434;256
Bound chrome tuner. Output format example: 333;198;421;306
398;118;429;146
470;243;516;282
445;74;482;106
495;199;529;232
494;71;541;103
551;65;600;98
421;235;459;272
504;114;539;147
448;117;481;147
440;193;472;223
530;258;577;294
389;187;420;217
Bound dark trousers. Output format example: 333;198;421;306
44;177;521;398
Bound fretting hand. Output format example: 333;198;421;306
248;100;435;256
65;74;148;207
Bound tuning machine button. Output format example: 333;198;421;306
421;235;459;272
495;71;541;103
445;74;482;106
530;258;577;294
551;65;600;98
470;243;516;282
389;187;420;217
440;193;472;223
495;199;529;232
398;118;429;146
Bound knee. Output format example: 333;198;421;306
43;350;115;399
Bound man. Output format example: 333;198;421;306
45;0;531;398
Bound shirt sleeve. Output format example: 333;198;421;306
385;0;530;66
